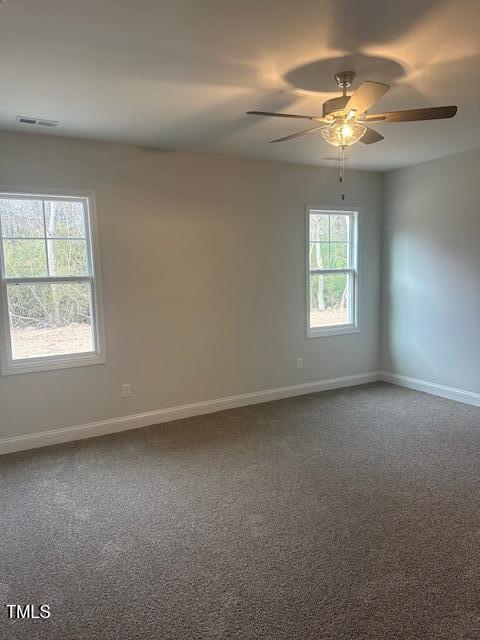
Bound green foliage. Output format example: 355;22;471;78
310;273;347;311
4;239;47;277
8;282;91;329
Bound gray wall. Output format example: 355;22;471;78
381;147;480;393
0;131;382;439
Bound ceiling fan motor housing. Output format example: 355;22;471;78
322;96;349;118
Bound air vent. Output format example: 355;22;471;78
17;116;59;128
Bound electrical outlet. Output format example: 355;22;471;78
296;358;303;370
121;383;132;398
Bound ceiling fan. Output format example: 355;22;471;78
247;71;457;148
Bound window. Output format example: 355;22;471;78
307;208;358;337
0;191;105;374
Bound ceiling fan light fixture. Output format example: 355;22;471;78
321;121;367;147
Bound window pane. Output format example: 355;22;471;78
47;239;89;276
0;199;44;238
7;282;94;360
309;213;329;242
309;242;329;270
3;239;47;277
45;200;86;238
329;242;349;269
329;214;349;241
310;273;349;328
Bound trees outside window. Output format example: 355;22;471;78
0;192;105;374
307;209;358;337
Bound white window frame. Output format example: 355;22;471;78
306;206;359;338
0;188;106;375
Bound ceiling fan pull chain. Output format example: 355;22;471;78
340;146;346;200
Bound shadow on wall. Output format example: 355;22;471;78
381;174;480;386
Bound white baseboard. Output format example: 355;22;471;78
0;371;379;455
380;371;480;407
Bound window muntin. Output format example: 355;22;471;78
0;193;104;374
307;209;358;336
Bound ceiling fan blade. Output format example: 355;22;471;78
345;81;390;115
247;111;327;122
363;105;457;123
270;125;326;143
360;126;384;145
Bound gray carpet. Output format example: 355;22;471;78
1;382;479;639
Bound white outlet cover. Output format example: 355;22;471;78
121;384;132;398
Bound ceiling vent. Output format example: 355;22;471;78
17;116;59;128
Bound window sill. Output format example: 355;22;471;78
1;352;106;376
307;325;360;338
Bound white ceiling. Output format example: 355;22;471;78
0;0;479;170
